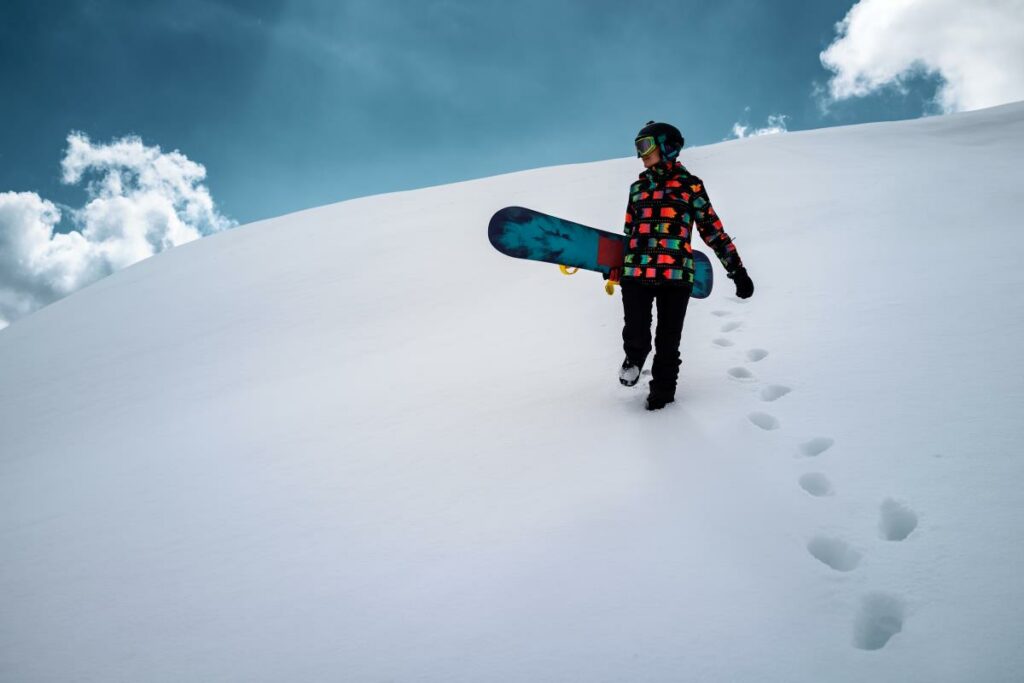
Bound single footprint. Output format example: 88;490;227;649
711;310;732;317
721;321;743;333
746;349;768;362
799;437;835;457
713;338;734;348
798;472;833;497
728;367;755;381
748;412;779;430
853;593;905;650
641;369;651;377
879;498;918;541
807;536;862;572
760;385;791;402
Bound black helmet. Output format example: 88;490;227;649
634;121;684;160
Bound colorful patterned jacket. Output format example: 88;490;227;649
622;159;743;286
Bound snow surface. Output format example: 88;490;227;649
2;102;1023;682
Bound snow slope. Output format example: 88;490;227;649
2;102;1023;682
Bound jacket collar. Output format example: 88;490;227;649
642;158;686;181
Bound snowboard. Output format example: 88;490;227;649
488;206;713;298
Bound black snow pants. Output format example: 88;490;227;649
621;281;692;398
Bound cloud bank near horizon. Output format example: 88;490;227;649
820;0;1024;113
0;133;234;329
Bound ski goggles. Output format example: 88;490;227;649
635;135;657;157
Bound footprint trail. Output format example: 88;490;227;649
728;367;755;381
748;412;779;430
807;536;862;572
798;473;833;497
760;385;791;402
879;499;918;541
853;593;905;650
799;437;834;457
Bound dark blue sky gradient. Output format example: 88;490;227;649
1;0;942;225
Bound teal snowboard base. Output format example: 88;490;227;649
488;206;713;298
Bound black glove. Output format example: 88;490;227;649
728;267;754;299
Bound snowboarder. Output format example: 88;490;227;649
619;121;754;410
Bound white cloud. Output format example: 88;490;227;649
0;133;234;329
729;114;789;140
820;0;1024;113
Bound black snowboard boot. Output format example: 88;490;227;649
645;391;675;411
619;357;641;386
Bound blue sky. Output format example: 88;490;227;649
3;0;1023;327
1;0;957;226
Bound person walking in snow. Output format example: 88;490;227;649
618;121;754;410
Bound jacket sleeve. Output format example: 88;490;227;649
623;193;636;236
692;180;743;273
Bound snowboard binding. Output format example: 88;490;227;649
559;264;620;296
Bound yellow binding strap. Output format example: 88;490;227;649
559;264;619;296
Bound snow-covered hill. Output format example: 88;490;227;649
2;102;1023;682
